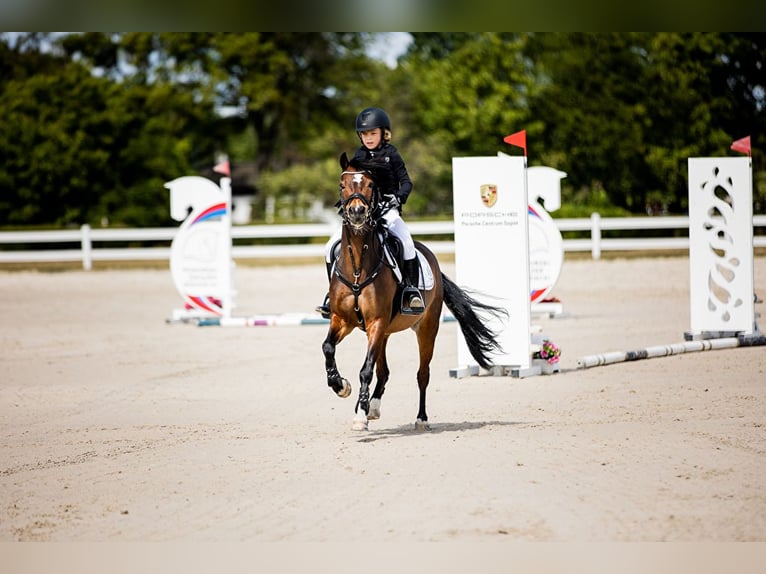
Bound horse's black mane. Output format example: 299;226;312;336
348;156;396;196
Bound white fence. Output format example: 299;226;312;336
1;214;765;269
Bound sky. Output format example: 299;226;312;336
366;32;412;68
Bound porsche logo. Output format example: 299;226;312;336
480;183;497;208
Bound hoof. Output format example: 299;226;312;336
367;398;381;420
337;378;351;398
351;416;369;431
414;418;431;431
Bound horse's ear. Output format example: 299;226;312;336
340;152;349;170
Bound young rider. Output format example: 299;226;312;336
316;106;424;317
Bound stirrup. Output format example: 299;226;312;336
401;287;424;315
315;305;331;319
315;294;331;319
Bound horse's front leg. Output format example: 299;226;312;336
368;335;390;421
322;319;352;399
352;322;386;430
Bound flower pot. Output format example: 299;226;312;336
533;358;559;375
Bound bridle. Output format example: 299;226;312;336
338;169;380;231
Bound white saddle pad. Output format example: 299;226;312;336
415;250;435;290
383;247;434;290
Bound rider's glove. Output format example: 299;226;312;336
383;195;400;212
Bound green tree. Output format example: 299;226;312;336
3;32;763;228
641;33;766;212
527;32;765;214
88;33;372;172
68;32;384;219
0;33;220;227
526;33;654;212
400;33;534;213
0;60;117;225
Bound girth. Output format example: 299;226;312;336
334;243;385;332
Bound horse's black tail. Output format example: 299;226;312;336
441;274;507;370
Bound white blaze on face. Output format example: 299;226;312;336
352;173;364;184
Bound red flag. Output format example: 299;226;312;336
504;130;527;157
730;135;751;156
213;159;231;176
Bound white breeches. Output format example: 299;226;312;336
325;210;416;262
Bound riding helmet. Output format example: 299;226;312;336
355;107;391;133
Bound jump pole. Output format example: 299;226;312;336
577;337;739;369
577;333;766;369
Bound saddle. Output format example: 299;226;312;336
329;229;426;318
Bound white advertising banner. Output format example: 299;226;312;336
452;155;531;370
688;157;754;335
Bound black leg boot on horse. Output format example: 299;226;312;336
315;261;333;319
401;257;424;315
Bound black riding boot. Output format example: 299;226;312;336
401;257;424;315
315;261;333;319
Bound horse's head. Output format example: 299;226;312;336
338;152;378;231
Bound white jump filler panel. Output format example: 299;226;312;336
166;175;234;320
511;160;566;309
688;157;754;337
452;155;532;375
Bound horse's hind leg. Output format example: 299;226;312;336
414;312;440;431
368;335;390;420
